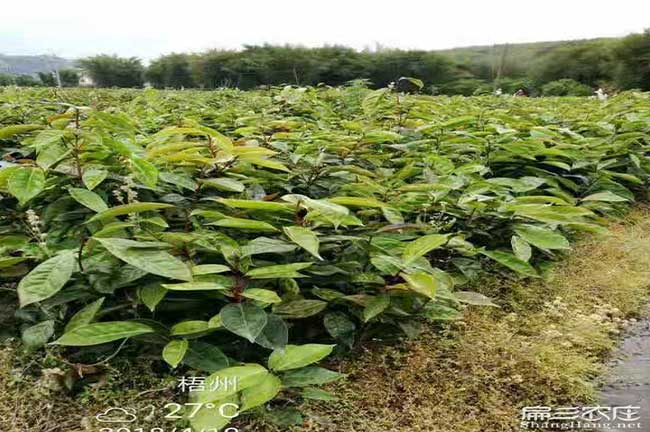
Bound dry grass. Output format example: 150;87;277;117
0;349;177;432
295;206;650;432
2;207;650;432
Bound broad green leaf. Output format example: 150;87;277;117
141;216;168;228
194;363;269;403
363;294;390;322
481;250;539;278
582;191;629;202
246;156;289;172
95;238;192;281
162;281;228;291
192;264;230;275
131;157;158;187
454;291;499;307
216;198;292;212
329;196;387;208
208;315;223;328
64;297;105;333
274;299;327;318
139;283;167;312
8;167;45;205
68;188;108;212
282;194;349;218
242;288;282;303
401;272;438;299
567;222;609;234
514;225;571;250
88;202;174;223
511;235;532;262
36;142;69;170
208;216;278;232
0;257;27;269
182;341;229;372
281;366;344;387
82;168;108;190
283;226;322;260
301;387;339;401
32;129;69;149
513;205;593;224
0;124;42;139
162;339;188;368
268;344;335;371
22;320;55;351
220;303;268;343
54;321;154;346
240;374;281;411
255;314;288;350
0;166;20;190
245;262;313;279
159;171;197;191
200;177;245;192
300;387;339;401
241;237;297;257
381;206;404;224
18;251;76;307
189;395;238;431
92;221;136;238
171;321;211;336
402;234;449;263
323;312;355;347
424;303;461;321
0;235;29;254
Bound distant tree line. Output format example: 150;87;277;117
2;30;649;95
0;69;80;87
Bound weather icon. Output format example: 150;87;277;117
95;407;138;423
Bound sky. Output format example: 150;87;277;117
2;0;649;61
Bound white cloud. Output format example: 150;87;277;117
2;0;649;59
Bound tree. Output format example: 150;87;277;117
0;73;15;86
365;50;457;89
541;79;593;96
78;55;144;88
612;30;650;91
189;46;457;90
38;71;57;86
59;69;80;87
495;78;537;95
529;41;613;87
191;50;242;88
311;46;370;86
36;69;79;87
146;54;195;89
437;78;487;96
14;75;41;87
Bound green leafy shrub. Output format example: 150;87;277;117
1;85;649;430
541;79;593;96
437;78;488;96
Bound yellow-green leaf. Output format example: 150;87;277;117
283;226;322;260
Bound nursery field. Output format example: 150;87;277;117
1;85;650;431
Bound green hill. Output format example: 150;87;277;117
0;54;74;76
435;37;617;78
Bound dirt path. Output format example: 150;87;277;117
598;308;650;432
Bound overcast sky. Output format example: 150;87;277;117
2;0;649;61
